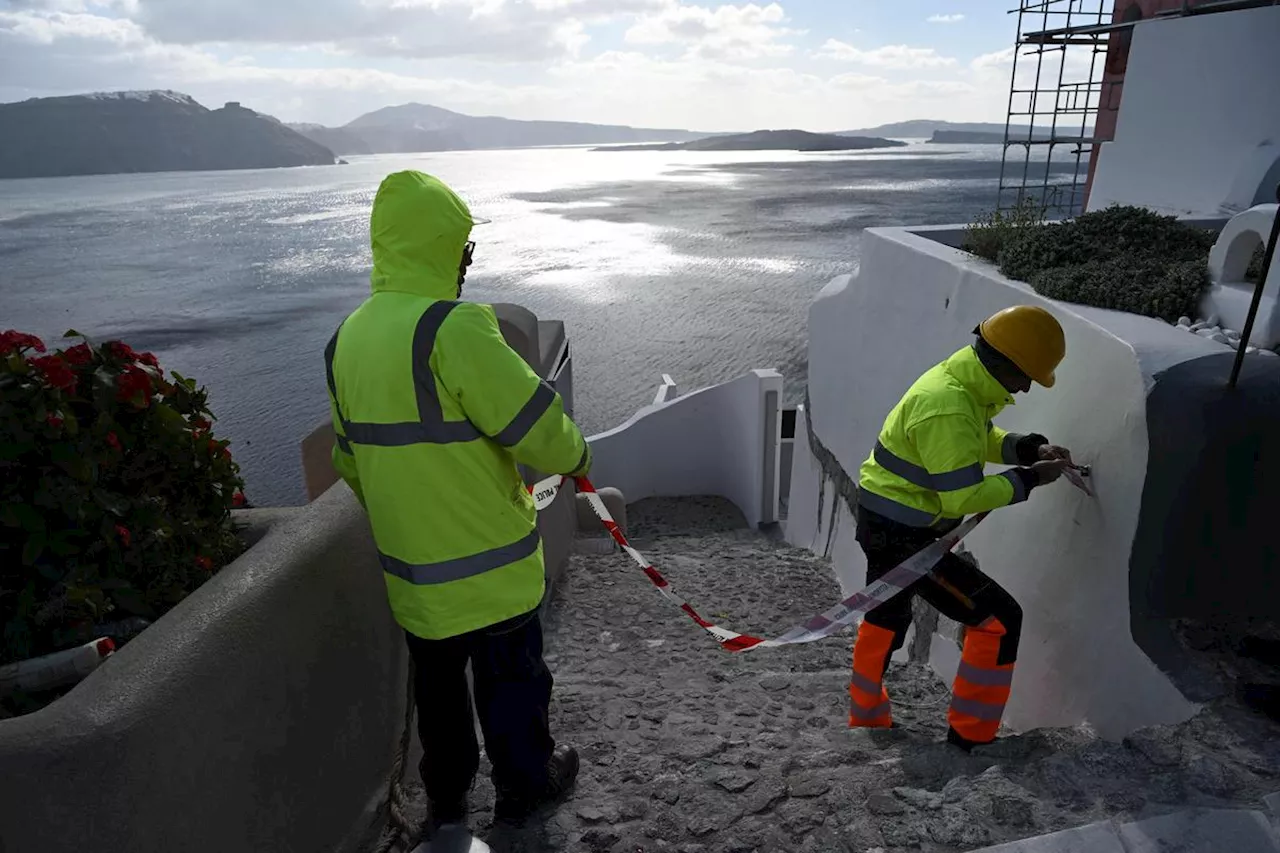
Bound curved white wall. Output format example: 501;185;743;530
588;369;783;529
786;225;1221;740
1088;6;1280;217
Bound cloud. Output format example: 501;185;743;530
124;0;599;62
0;0;1017;130
927;13;964;24
624;1;800;59
815;40;957;69
970;47;1015;70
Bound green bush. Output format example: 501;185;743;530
965;204;1219;323
1030;258;1208;323
1245;244;1267;283
961;196;1048;262
1;330;246;676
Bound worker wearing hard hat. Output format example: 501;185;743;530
849;305;1072;751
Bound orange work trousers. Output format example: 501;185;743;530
849;505;1022;747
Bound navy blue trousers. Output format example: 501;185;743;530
405;608;554;805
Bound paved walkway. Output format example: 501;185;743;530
394;497;1280;853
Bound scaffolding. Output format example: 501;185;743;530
997;0;1115;219
997;0;1280;218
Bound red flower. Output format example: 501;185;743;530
232;491;247;508
191;417;211;433
30;355;77;392
46;414;64;428
0;330;46;355
137;351;160;368
63;343;94;367
106;341;137;362
114;525;132;548
222;447;232;460
115;365;154;407
106;431;121;451
195;556;214;572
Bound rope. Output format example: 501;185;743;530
375;656;419;853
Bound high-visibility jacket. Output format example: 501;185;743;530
325;171;591;640
858;345;1037;530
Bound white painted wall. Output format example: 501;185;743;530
787;225;1217;740
588;370;783;529
1203;204;1280;349
1088;6;1280;217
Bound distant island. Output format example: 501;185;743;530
288;103;707;155
833;119;1084;145
0;91;338;179
929;130;1008;144
594;130;907;153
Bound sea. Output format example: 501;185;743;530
0;142;1067;505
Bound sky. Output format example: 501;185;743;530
0;0;1028;131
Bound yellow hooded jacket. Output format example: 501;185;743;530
325;171;590;640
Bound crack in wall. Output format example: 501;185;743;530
803;389;970;664
803;389;860;559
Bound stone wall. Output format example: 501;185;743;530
0;486;405;853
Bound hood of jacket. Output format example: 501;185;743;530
945;345;1015;410
369;170;475;300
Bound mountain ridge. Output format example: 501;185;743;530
290;102;709;154
0;91;337;179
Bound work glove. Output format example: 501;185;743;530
1030;459;1070;485
1037;444;1074;465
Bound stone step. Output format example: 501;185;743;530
969;807;1280;853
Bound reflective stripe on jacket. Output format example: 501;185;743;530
326;171;591;640
858;346;1030;529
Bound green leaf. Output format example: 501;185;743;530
110;586;155;618
93;489;131;517
64;329;84;339
22;531;46;566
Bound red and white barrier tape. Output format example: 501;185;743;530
530;475;986;652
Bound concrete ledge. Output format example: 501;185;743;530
970;809;1280;853
0;484;406;853
968;820;1127;853
1118;809;1280;853
576;487;627;538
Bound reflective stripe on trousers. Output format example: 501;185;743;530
947;616;1014;744
849;621;895;728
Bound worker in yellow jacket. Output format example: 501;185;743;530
325;171;591;829
849;306;1071;751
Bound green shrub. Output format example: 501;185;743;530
1029;258;1208;323
961;196;1048;262
1245;244;1267;283
965;204;1218;323
0;331;246;675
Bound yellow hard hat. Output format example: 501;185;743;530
978;305;1066;388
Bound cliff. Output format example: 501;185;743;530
0;92;337;179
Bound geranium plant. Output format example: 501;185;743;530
1;330;246;672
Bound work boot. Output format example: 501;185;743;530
946;727;992;753
493;745;580;823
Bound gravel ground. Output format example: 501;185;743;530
393;497;1280;853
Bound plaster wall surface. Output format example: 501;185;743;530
0;485;404;853
786;226;1206;739
588;370;783;529
1087;6;1280;217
